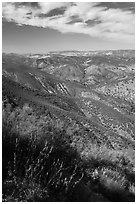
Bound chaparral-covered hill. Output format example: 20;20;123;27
2;50;135;202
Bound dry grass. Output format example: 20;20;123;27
2;102;135;202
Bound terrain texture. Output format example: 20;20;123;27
2;50;135;202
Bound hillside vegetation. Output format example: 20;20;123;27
2;50;135;201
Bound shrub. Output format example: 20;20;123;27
2;102;135;202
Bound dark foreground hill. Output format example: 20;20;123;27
2;50;135;202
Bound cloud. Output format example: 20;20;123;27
2;2;135;43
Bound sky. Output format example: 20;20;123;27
2;2;135;54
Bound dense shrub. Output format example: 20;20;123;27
2;102;135;202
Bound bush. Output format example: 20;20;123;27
2;102;135;202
